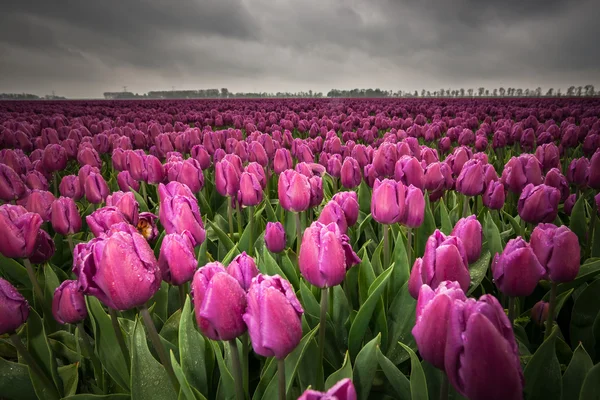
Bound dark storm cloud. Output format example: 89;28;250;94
0;0;598;98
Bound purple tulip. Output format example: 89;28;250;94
451;215;482;263
327;154;343;178
564;194;576;216
226;252;259;291
117;170;141;193
298;378;357;400
567;157;590;187
146;155;166;184
51;197;82;236
530;224;580;283
215;158;241;197
456;159;485;196
191;262;247;340
535;143;560;173
159;231;197;285
42;144;68;172
518;184;560;224
278;170;311;212
238;171;263;207
24;170;49;191
0;164;28;201
340;157;362;189
126;150;148;181
167;158;204;193
191;145;211;170
332;192;359;227
589;150;600;189
74;225;162;310
373;142;398;177
59;175;83;200
106;191;139;226
17;190;55;222
501;155;542;194
77;146;102;169
531;301;549;326
159;187;206;247
424;162;453;192
544;168;570;202
318;201;348;233
84;172;109;204
243;274;304;358
28;229;55;264
0;277;29;335
492;237;545;297
308;175;324;208
412;281;467;369
0;205;42;258
158;181;195;200
371;179;406;224
273;148;293;175
408;230;470;299
483;181;505;210
136;212;159;243
401;185;425;228
394;156;425;190
52;280;87;325
265;222;286;253
86;207;130;237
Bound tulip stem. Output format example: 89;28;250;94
228;339;245;400
462;195;470;218
295;212;302;255
53;172;59;197
140;306;180;393
249;206;255;256
179;285;187;309
242;334;250;394
440;373;449;400
383;224;390;269
544;282;558;340
236;198;243;238
77;322;104;390
508;297;516;325
140;181;148;206
317;288;328;391
108;309;130;370
67;235;75;256
23;259;44;304
407;228;413;267
10;333;60;400
228;197;235;237
278;358;286;400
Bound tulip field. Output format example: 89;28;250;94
2;97;600;400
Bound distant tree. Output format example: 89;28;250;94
516;88;523;97
567;86;575;96
493;88;498;96
584;85;595;96
576;86;583;96
485;89;490;96
440;89;445;97
467;88;474;97
546;88;554;97
414;90;419;97
220;88;229;98
524;89;530;96
421;89;426;97
460;88;465;97
478;87;485;96
535;87;542;96
557;89;562;97
499;87;506;96
427;90;431;97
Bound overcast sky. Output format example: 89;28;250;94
1;0;599;98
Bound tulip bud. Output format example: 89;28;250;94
451;215;482;263
24;170;49;191
243;274;304;358
59;175;84;200
86;207;130;238
445;295;524;400
84;172;109;204
492;237;545;296
518;184;560;224
238;171;263;207
28;230;55;264
158;181;195;200
401;185;425;228
412;281;467;369
159;189;206;247
341;157;362;189
265;222;286;253
215;158;241;197
167;158;204;193
74;226;161;310
564;193;576;216
456;159;485;196
106;191;139;226
535;143;560;173
318;201;348;233
278;170;311;212
530;224;580;282
0;164;28;201
531;301;549;326
589;150;600;189
191;262;247;340
567;157;590;187
501;155;542;194
544;168;569;202
308;175;324;208
273;148;293;175
373;142;398;177
395;156;425;190
126;150;148;181
77;146;102;169
137;212;159;242
42;144;68;172
227;252;259;291
371;179;406;224
117;170;141;193
52;280;87;325
0;204;43;258
424;162;453;192
159;231;197;285
332;192;359;227
17;190;55;222
0;277;29;335
408;230;470;299
51;197;82;236
298;379;357;400
326;154;342;178
146;155;165;184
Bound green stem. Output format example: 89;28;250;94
317;288;328;391
440;372;449;400
228;339;245;400
109;309;130;370
590;200;597;260
249;206;255;256
23;258;43;304
179;284;187;309
236;198;243;238
77;322;104;390
53;172;59;198
508;297;516;325
228;197;235;238
140;306;179;392
67;235;75;256
10;333;60;400
462;195;470;218
295;212;302;255
141;181;148;205
407;228;413;267
383;224;390;269
544;282;558;339
242;334;250;395
278;358;286;400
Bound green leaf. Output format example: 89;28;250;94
484;211;503;259
130;318;178;400
569;196;587;246
280;252;300;290
348;267;392;359
210;341;235;400
26;308;62;399
397;342;428;400
386;283;417;365
63;395;131;400
357;248;375;305
325;351;353;390
558;258;600;293
42;264;61;332
0;254;31;289
562;343;593;400
332;285;350;349
592;217;600;258
439;200;453;235
284;325;320;394
390;230;410;296
300;281;321;323
570;279;600;358
524;327;562;400
131;188;149;212
153;230;166;259
502;211;521;238
467;250;492;295
170;351;206;400
376;347;411;400
353;334;380;400
0;356;38;400
261;247;289;283
252;358;276;400
358;180;371;215
416;198;435;257
206;219;236;252
58;363;79;397
179;296;210;398
579;362;600;400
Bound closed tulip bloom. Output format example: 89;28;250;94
408;230;470;299
137;212;159;242
518;184;560;224
482;163;499;185
24;170;49;191
84;172;109;204
564;194;576;216
456;159;485;196
117;170;140;192
227;252;259;291
106;191;139;226
318;201;348;233
308;175;324;208
112;148;127;171
278;170;311;212
544;168;570;202
299;221;360;288
401;185;425;228
492;237;545;297
146;155;165;184
215;159;241;197
341;157;362;189
445;295;524;400
159;231;197;285
424;162;453;192
531;301;550;326
158;181;195;201
326;154;343;178
191;145;211;170
332;191;359;227
451;215;482;263
530;224;580;282
0;205;42;258
412;281;467;369
373;142;398;177
243;274;304;358
126;150;148;181
159;193;206;247
535;143;560;173
52;280;87;325
249;141;269;167
394;156;425;190
273;148;293;174
77;146;101;168
74;226;161;310
371;179;406;224
42;144;68;172
238;171;263;207
589;150;600;189
18;190;55;222
0;164;28;201
86;207;130;237
60;175;83;200
191;262;247;340
298;378;357;400
169;158;204;193
567;157;590;187
28;229;55;264
0;278;29;335
501;155;542;194
265;222;286;253
246;162;267;189
51;197;82;235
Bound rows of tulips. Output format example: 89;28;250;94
1;98;600;400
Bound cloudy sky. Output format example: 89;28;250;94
1;0;599;98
